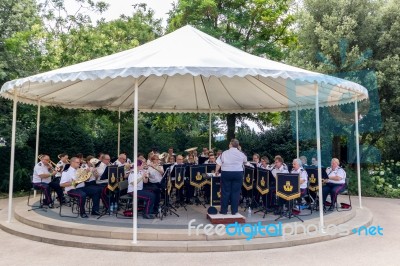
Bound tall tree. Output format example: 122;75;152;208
167;0;296;140
288;0;400;162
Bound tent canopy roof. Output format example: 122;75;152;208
0;25;368;113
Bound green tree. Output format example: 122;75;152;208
288;0;400;163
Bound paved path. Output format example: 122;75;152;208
0;196;399;266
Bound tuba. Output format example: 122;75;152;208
74;168;92;185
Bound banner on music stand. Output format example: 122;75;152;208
256;168;270;195
107;165;119;191
276;173;300;200
305;167;328;192
174;165;186;189
189;165;207;188
243;165;254;191
211;175;221;206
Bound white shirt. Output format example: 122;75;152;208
96;162;107;178
291;167;308;189
326;166;346;184
60;167;84;192
271;164;289;178
128;170;145;192
113;160;125;167
32;162;52;183
148;165;163;183
216;147;247;171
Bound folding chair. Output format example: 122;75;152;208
335;178;352;212
27;175;46;211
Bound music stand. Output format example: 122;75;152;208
305;167;328;211
189;165;207;208
172;165;187;210
254;168;271;218
97;165;119;219
274;173;303;222
242;165;258;210
160;168;179;220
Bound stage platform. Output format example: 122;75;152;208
0;198;373;252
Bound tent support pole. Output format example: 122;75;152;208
8;91;18;222
132;79;139;244
315;83;324;230
355;96;362;208
117;108;121;156
296;105;299;158
209;110;212;150
34;100;41;198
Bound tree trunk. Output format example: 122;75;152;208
332;135;341;161
226;114;236;141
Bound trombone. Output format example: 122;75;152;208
38;154;59;172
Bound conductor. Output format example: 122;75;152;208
215;139;247;215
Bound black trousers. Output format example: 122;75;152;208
220;171;243;214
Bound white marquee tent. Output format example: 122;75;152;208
0;25;367;242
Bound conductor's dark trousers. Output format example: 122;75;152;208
220;171;243;214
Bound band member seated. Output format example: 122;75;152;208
300;156;308;167
128;160;155;219
164;147;175;164
55;153;69;181
323;158;346;211
291;158;308;206
216;150;223;159
185;154;197;164
203;153;216;203
93;154;115;211
144;154;163;214
215;139;247;215
32;154;65;207
259;156;271;170
270;155;289;209
60;157;102;218
113;153;130;178
147;147;159;164
168;155;186;203
252;153;261;167
311;157;318;167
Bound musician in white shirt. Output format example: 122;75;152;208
323;158;346;210
60;157;101;218
144;154;163;214
32;154;65;207
128;160;155;219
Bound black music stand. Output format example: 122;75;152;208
189;165;207;208
97;165;120;219
305;167;328;212
275;173;303;222
172;165;187;211
160;168;179;220
242;165;258;211
254;168;271;218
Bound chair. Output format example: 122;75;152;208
116;180;145;219
335;178;352;212
59;192;79;218
27;175;46;211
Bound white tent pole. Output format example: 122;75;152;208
34;100;41;199
296;105;299;158
117;108;121;156
34;100;41;165
209;110;212;150
315;83;324;229
354;96;362;208
132;79;139;244
8;91;18;222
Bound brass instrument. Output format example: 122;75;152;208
129;176;145;186
38;154;58;172
73;168;92;185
